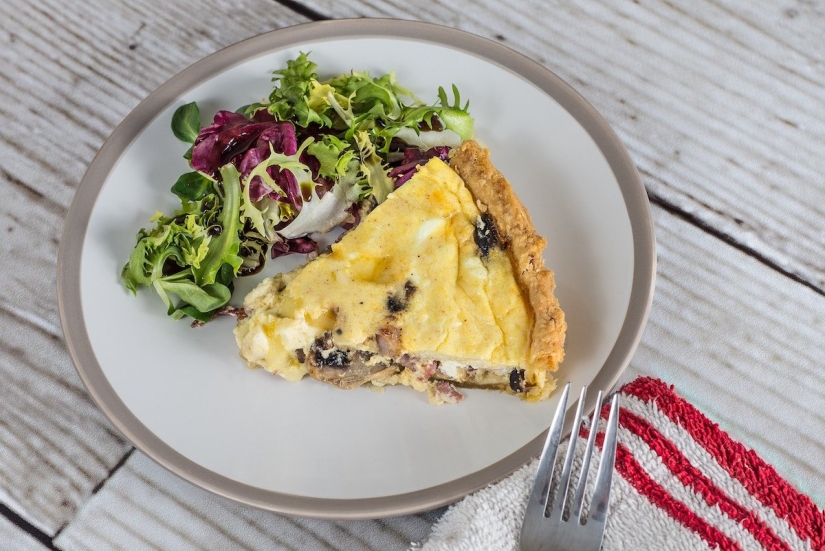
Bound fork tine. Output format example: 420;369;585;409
525;382;571;516
549;385;587;518
588;394;621;525
570;390;604;522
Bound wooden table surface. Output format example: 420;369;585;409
2;1;824;549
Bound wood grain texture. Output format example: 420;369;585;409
0;306;131;536
0;0;309;536
54;452;439;551
0;515;49;551
301;0;825;293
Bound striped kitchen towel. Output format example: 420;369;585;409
414;377;825;551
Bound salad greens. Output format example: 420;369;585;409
122;53;474;323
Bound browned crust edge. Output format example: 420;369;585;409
450;141;567;380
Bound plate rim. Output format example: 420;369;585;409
57;18;656;519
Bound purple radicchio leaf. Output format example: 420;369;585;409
191;110;301;205
339;203;362;231
389;146;451;187
270;236;318;259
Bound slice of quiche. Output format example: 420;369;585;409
234;141;566;404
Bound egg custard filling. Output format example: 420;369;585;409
234;141;566;404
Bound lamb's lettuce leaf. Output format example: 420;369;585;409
171;102;201;143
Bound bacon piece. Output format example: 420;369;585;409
434;381;464;404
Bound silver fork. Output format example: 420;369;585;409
520;383;621;551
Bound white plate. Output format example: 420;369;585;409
58;20;655;518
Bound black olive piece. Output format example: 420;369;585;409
387;295;405;313
387;281;417;313
509;368;526;393
161;256;184;276
474;213;500;260
314;347;350;368
207;224;222;236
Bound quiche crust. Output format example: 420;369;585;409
450;141;566;391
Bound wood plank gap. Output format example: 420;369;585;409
271;0;330;21
0;501;61;551
645;178;825;299
87;448;135;498
653;270;825;388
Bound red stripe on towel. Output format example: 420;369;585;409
621;377;825;549
585;428;743;551
615;408;792;551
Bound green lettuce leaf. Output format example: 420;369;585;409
171;102;201;143
193;164;243;286
354;131;394;203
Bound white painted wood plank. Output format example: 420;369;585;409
300;0;825;292
0;515;48;551
0;182;63;336
0;307;131;536
54;452;439;551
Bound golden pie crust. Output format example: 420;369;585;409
450;141;566;393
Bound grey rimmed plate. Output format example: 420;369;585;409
57;19;655;519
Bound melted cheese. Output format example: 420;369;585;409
235;158;531;379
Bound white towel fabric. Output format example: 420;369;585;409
413;377;824;551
